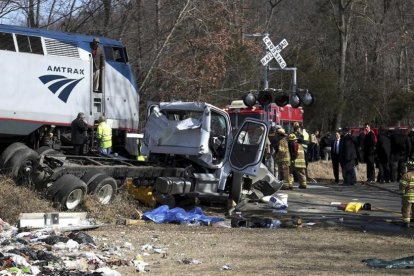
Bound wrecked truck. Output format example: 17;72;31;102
0;101;280;210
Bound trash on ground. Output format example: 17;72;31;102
143;205;224;225
268;193;288;209
221;264;232;270
231;216;281;228
116;218;146;225
0;217;165;275
363;256;414;269
180;258;202;265
18;212;96;229
212;220;232;228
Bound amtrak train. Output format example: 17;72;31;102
0;24;139;155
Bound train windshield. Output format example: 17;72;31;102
104;46;128;63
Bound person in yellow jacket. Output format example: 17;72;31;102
288;133;307;189
399;161;414;228
97;115;112;156
272;127;292;190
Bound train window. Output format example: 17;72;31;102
104;46;128;63
0;32;15;51
16;35;43;55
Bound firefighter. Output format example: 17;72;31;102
288;133;307;189
273;126;292;189
399;161;414;228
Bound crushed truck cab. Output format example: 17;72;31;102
142;101;281;203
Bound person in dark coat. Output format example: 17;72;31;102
376;127;391;183
408;128;414;160
320;132;333;161
339;128;358;185
363;123;377;183
331;131;341;183
91;37;105;91
71;112;88;155
390;128;411;182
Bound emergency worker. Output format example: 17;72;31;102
71;112;88;155
288;133;307;189
399;161;414;228
91;37;104;91
272;127;291;189
97;115;112;155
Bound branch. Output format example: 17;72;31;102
140;0;192;93
329;0;341;32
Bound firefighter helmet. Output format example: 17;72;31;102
289;133;297;141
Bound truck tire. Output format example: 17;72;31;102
36;147;64;157
53;174;87;210
88;174;117;204
0;142;28;171
229;172;243;203
36;146;53;155
7;148;40;186
81;171;105;186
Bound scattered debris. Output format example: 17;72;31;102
363;256;414;269
179;258;202;265
143;205;224;225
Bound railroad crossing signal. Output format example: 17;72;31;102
260;35;288;68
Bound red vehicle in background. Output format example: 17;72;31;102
224;100;304;131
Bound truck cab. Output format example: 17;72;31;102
142;101;280;203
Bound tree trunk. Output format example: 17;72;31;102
330;0;354;130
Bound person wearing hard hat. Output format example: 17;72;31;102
288;133;307;189
271;126;292;189
97;115;112;155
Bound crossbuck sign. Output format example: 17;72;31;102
260;35;288;69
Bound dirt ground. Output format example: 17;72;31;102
2;161;414;275
89;223;414;275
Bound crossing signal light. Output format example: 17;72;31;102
274;91;289;107
301;90;314;106
242;92;257;107
290;93;301;108
257;90;272;106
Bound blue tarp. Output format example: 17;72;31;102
143;205;224;225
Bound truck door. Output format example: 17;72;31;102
228;119;268;176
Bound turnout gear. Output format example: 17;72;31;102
274;135;292;189
399;171;414;226
288;139;307;189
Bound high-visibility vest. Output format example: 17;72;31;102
97;121;112;149
400;172;414;203
293;143;306;168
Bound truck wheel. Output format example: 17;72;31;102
81;171;105;186
88;174;117;204
53;174;87;210
36;146;53;155
0;142;28;171
36;147;64;157
229;172;243;203
7;148;40;186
